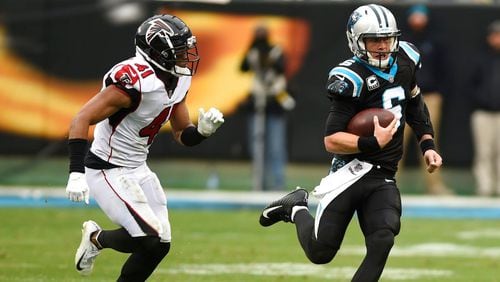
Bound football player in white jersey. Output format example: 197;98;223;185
65;14;224;281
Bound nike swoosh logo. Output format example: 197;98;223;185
76;250;86;271
385;179;394;183
262;205;282;218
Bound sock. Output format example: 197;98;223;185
98;228;143;253
291;206;309;222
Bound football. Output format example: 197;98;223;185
347;108;395;137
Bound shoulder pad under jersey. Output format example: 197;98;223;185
106;58;157;92
399;41;421;69
327;59;363;98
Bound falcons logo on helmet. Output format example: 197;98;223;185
145;19;174;45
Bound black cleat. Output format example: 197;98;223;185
259;188;309;227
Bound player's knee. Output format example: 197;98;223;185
307;249;337;265
139;236;171;259
366;229;394;253
305;242;338;265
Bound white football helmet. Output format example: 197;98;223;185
346;4;401;69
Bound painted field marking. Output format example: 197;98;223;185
340;242;500;258
456;228;500;239
161;262;452;280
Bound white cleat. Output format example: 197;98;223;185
75;220;101;276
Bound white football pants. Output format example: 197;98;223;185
85;163;171;242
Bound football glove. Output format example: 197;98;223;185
197;107;224;137
66;172;90;204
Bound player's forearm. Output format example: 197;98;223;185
418;134;434;143
324;132;361;154
67;116;91;173
68;115;91;140
178;126;206;146
418;134;436;155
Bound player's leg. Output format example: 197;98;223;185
115;169;172;281
117;236;170;282
260;187;355;264
76;170;164;276
85;165;169;280
75;167;134;276
352;178;401;282
294;190;355;264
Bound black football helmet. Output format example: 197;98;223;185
135;14;199;76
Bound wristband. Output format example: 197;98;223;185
358;136;380;153
181;126;206;146
419;139;436;155
68;138;88;173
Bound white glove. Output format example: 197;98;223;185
66;172;90;204
197;107;225;137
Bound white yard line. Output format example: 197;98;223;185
160;263;453;280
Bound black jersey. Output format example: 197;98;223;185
324;41;434;172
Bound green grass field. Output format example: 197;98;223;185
1;207;499;282
0;156;490;281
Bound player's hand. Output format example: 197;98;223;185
66;172;90;204
197;107;225;137
423;149;443;173
373;115;397;148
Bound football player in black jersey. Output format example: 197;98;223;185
259;4;443;281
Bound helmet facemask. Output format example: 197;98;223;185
156;35;199;76
357;33;400;69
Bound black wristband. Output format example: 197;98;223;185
68;138;88;173
358;136;380;153
180;126;206;146
419;139;436;155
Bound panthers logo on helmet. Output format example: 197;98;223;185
347;11;362;32
145;19;174;45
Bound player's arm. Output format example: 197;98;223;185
171;99;224;146
403;42;433;140
69;85;132;139
323;70;361;153
406;86;435;144
324;116;397;154
419;134;443;173
66;84;131;204
170;100;197;145
406;85;442;173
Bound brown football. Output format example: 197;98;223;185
347;108;395;137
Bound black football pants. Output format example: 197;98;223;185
294;167;402;282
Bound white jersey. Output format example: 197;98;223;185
90;53;191;167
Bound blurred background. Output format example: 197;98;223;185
0;0;499;195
